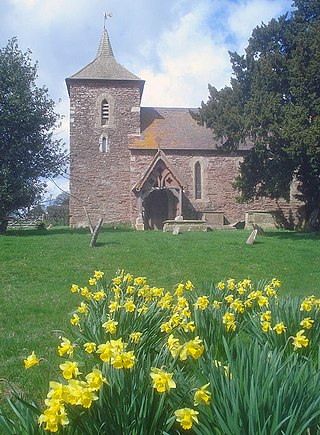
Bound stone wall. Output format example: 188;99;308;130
69;80;142;227
130;149;299;227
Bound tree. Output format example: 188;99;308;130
0;38;67;232
196;0;320;229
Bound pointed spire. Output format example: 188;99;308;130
96;29;114;59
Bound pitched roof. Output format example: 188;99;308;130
66;30;144;84
128;107;252;151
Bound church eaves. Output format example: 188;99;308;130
66;29;144;90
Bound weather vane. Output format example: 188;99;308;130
104;12;112;30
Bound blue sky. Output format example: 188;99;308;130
0;0;294;198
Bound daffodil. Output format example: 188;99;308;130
70;284;79;293
194;383;211;406
70;313;80;325
150;368;176;393
83;342;96;353
292;329;309;349
260;311;271;322
88;277;97;286
59;361;81;380
129;332;143;343
273;322;286;334
111;351;135;369
179;337;204;361
300;317;314;329
96;342;114;362
23;351;39;369
124;298;136;313
102;319;118;334
85;369;108;390
175;408;199;430
194;296;209;310
38;401;69;432
77;302;89;314
94;270;104;279
213;300;222;309
217;281;225;290
300;299;313;311
261;321;271;332
174;283;185;296
185;280;194;291
58;337;75;357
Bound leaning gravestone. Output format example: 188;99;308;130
246;229;258;245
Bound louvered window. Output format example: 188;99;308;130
195;161;202;199
101;99;109;125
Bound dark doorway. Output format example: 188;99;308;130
143;189;177;230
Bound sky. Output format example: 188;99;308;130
0;0;294;199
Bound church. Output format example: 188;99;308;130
66;29;296;230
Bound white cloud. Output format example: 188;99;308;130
228;0;292;51
139;3;232;107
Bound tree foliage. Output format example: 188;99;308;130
196;0;320;229
0;38;67;230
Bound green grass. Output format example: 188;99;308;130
0;226;319;405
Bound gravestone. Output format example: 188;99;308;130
172;225;181;235
246;229;258;245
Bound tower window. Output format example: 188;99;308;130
100;135;109;153
101;99;109;125
195;161;202;199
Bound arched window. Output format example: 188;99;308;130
101;99;109;125
195;161;202;199
100;135;109;153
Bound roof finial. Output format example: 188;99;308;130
104;12;112;30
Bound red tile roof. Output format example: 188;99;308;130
128;107;252;151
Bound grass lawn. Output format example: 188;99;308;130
0;226;319;404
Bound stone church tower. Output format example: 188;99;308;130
66;30;145;226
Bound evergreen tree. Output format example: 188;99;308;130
196;0;320;229
0;38;67;232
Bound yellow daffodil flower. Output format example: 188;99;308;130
273;322;286;334
179;337;204;361
85;368;108;390
261;321;271;332
77;301;89;314
111;351;135;369
174;408;199;430
83;342;96;354
260;311;272;322
70;314;80;325
102;319;118;334
58;337;75;357
94;270;104;279
124;298;136;313
150;367;176;393
195;296;209;310
23;351;39;369
300;299;313;311
194;383;211;406
88;277;97;286
213;300;222;309
217;281;225;290
300;317;314;329
70;284;79;293
292;329;309;349
129;332;143;343
59;361;81;380
185;280;194;291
